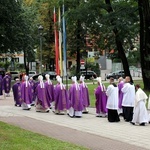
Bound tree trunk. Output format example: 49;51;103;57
76;20;81;76
24;49;29;76
138;0;150;90
105;0;133;82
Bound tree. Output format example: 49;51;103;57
0;0;38;74
104;0;133;82
0;0;24;53
62;0;87;75
138;0;150;90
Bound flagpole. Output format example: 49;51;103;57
62;3;67;88
54;7;60;75
58;7;63;77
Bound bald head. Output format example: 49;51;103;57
109;77;114;84
125;76;130;83
118;77;123;83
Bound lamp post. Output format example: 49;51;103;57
85;50;88;80
38;25;43;74
99;64;101;77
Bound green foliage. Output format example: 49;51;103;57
0;0;23;53
0;61;11;71
127;50;140;67
70;65;76;76
86;62;100;76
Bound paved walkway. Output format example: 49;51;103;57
0;92;149;150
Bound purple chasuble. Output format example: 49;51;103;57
12;82;22;105
36;84;50;109
118;81;124;109
45;81;55;106
21;81;32;104
0;75;3;95
54;84;70;111
2;75;11;93
95;85;107;114
79;83;90;107
69;84;83;111
29;80;36;102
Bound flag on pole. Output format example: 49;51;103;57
54;7;60;75
62;4;67;77
58;7;63;76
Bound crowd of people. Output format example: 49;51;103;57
0;71;150;126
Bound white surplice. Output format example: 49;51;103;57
121;83;135;107
106;85;118;110
132;88;149;124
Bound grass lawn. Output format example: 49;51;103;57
0;121;89;150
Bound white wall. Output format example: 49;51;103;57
106;59;112;70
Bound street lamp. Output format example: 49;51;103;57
38;25;43;74
99;64;101;77
85;50;88;80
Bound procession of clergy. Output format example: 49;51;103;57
0;71;150;126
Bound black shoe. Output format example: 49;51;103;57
119;113;123;117
130;121;135;125
15;104;17;106
75;116;82;118
82;111;89;114
46;110;49;113
140;123;145;126
115;119;120;122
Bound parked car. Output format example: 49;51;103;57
80;70;97;80
10;71;20;80
29;71;37;77
69;70;97;80
106;70;125;79
32;71;57;80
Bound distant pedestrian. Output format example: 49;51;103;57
106;78;120;122
130;84;149;126
121;76;135;122
79;75;90;113
95;77;107;117
68;76;83;118
92;76;95;84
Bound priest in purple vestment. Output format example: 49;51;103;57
35;75;50;113
54;77;69;114
118;77;124;115
12;78;22;107
79;75;90;113
68;76;83;118
2;72;11;97
29;77;36;106
0;75;3;98
94;77;107;117
45;74;55;110
21;75;32;110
